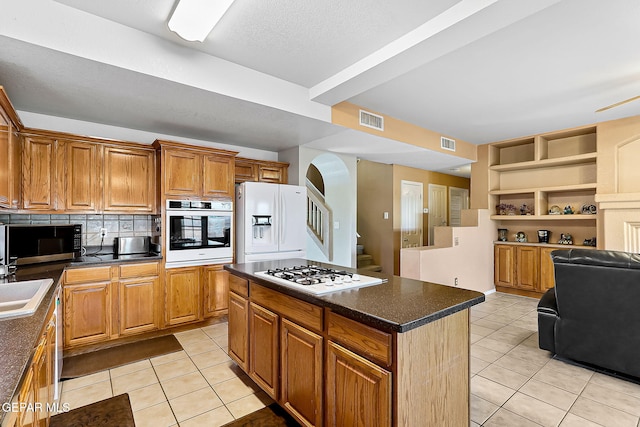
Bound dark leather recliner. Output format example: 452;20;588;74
538;248;640;378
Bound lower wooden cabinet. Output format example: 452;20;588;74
165;267;201;326
281;319;323;427
64;262;160;348
165;264;230;326
494;244;565;294
249;302;279;399
228;291;249;372
64;281;112;347
326;341;391;427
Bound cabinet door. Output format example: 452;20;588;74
17;366;35;427
166;267;201;326
234;160;257;183
516;246;539;291
23;136;57;210
326;341;391;427
203;265;229;318
228;291;249;371
64;282;111;348
494;245;515;287
539;247;556;292
0;120;20;209
281;319;323;427
62;140;101;212
119;277;160;335
164;149;201;197
258;165;286;183
249;302;279;400
203;154;234;198
33;335;48;427
104;146;155;212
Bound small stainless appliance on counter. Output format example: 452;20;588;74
113;236;153;259
0;224;82;266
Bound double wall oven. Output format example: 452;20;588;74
165;199;233;268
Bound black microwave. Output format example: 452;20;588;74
0;224;82;266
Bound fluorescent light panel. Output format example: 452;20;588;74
168;0;235;42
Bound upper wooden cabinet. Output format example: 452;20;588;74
0;87;22;210
103;145;156;212
17;129;157;213
235;157;289;184
154;139;237;199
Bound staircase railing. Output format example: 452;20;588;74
306;179;332;260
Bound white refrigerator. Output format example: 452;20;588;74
236;182;307;263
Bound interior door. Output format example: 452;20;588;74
448;187;469;227
428;184;447;245
400;180;423;248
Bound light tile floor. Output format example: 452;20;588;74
59;292;640;426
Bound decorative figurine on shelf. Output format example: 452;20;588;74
515;231;527;243
583;237;597;247
558;233;573;245
520;204;533;215
549;205;562;215
563;205;574;215
498;228;508;242
496;203;517;215
581;204;597;214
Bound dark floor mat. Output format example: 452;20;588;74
223;404;300;426
50;393;134;427
61;334;182;379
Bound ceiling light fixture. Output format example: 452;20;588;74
168;0;235;42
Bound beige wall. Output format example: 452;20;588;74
391;165;470;275
357;160;394;274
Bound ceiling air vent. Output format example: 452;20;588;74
359;110;384;131
441;136;456;151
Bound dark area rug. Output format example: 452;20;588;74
61;335;182;379
50;393;134;427
223;404;300;426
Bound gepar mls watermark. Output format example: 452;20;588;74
2;402;71;413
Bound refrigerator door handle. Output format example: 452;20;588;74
280;191;285;244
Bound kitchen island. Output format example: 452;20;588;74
224;259;485;427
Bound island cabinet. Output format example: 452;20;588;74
63;262;161;348
0;87;22;210
165;265;230;326
154;139;237;200
228;275;249;371
234;157;289;184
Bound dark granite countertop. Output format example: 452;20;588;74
224;258;485;334
0;253;163;422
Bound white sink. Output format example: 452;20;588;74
0;279;55;319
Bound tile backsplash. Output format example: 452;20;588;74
0;214;160;249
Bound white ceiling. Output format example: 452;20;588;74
1;0;640;178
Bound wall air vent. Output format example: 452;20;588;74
441;136;456;151
359;110;384;131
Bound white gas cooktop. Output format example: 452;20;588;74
254;265;385;295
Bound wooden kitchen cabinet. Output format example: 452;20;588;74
228;290;249;371
539;247;556;292
0;87;22;210
60;140;101;212
326;341;391;427
119;262;161;336
494;244;515;287
249;302;279;399
64;281;112;347
281;318;323;427
22;136;57;211
203;265;229;318
515;245;539;291
155;140;237;199
64;262;161;348
234;157;289;184
165;266;201;326
103;145;156;213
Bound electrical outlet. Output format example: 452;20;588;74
100;228;107;238
454;277;459;286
